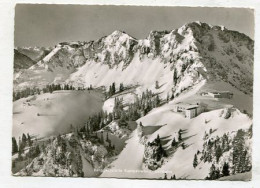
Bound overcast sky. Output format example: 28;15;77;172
14;4;254;47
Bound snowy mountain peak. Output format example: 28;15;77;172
195;21;202;25
110;30;127;36
105;30;136;45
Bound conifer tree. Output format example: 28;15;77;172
232;129;246;174
178;130;182;142
27;133;32;146
18;148;22;160
100;132;104;144
22;133;27;145
207;164;221;180
155;134;160;144
109;85;112;96
171;137;177;147
112;82;116;95
171;93;175;100
35;144;41;156
222;162;230;177
119;83;124;92
155;81;159;89
215;145;222;163
173;68;178;85
106;132;109;142
19;134;26;153
12;137;18;154
155;95;160;107
193;154;198;168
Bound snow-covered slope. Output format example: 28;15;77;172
100;81;252;179
100;107;251;179
13;90;104;139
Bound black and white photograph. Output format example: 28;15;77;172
12;4;254;181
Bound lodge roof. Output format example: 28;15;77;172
175;102;199;110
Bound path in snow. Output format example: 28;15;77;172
100;129;145;178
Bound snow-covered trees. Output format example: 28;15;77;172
13;83;79;101
16;134;87;177
143;134;167;170
106;82;127;97
206;164;221;180
232;129;252;173
13;87;40;101
109;89;161;122
27;144;41;159
79;111;107;133
43;83;76;94
108;82;116;96
205;162;230;180
201;128;252;179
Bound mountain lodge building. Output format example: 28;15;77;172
173;102;206;119
201;91;233;99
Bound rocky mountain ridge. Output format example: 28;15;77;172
14;21;254;97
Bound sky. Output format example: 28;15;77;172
14;4;254;47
